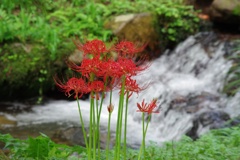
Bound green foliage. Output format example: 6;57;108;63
0;0;57;14
233;5;240;16
0;126;240;159
0;133;87;160
0;0;200;100
155;3;200;46
223;40;240;95
145;126;240;160
0;0;113;100
104;0;200;48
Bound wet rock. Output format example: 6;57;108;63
188;0;240;27
52;127;86;147
0;115;17;128
198;110;230;127
52;126;115;149
222;115;240;128
186;110;230;139
168;91;220;114
0;123;66;141
168;91;229;140
229;116;240;126
0;102;32;113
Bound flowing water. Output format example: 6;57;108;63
1;32;240;148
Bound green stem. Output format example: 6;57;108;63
123;92;129;160
106;111;112;160
96;77;109;158
143;114;151;159
138;113;145;160
89;94;93;160
76;97;89;158
106;90;113;160
92;94;96;160
138;113;151;160
89;73;95;160
114;76;126;160
97;91;105;157
95;96;100;159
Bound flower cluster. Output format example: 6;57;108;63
54;39;160;160
55;39;147;100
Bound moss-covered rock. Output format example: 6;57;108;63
105;13;159;52
0;41;73;101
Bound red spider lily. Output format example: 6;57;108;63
98;60;123;80
124;76;146;98
89;80;105;92
89;80;105;100
82;39;108;58
54;77;90;99
68;57;102;78
137;99;159;114
114;41;145;58
116;58;146;77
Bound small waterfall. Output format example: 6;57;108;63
2;32;240;148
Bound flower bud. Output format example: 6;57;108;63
107;104;114;113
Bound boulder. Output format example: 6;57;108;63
188;0;240;27
104;13;159;52
52;126;115;149
186;110;230;139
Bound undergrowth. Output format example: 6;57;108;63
0;0;200;100
0;126;240;160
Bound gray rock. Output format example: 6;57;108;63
189;0;240;25
104;13;159;51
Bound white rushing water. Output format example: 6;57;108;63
3;33;240;148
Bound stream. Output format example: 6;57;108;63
1;32;240;148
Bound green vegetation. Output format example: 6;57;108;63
0;0;200;100
0;126;240;159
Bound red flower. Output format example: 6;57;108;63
116;58;146;77
114;41;145;58
89;80;105;92
54;77;90;99
137;99;159;114
68;57;102;78
123;76;146;98
89;80;105;100
82;39;108;58
98;60;122;80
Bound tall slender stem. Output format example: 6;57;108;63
92;95;96;160
106;112;112;160
96;77;109;158
138;113;151;160
89;95;93;160
143;114;151;159
114;76;126;160
138;113;145;160
106;90;113;160
76;97;89;158
123;92;129;160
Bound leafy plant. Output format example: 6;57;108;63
1;126;240;159
0;0;200;100
105;0;200;49
154;2;200;48
0;133;87;159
